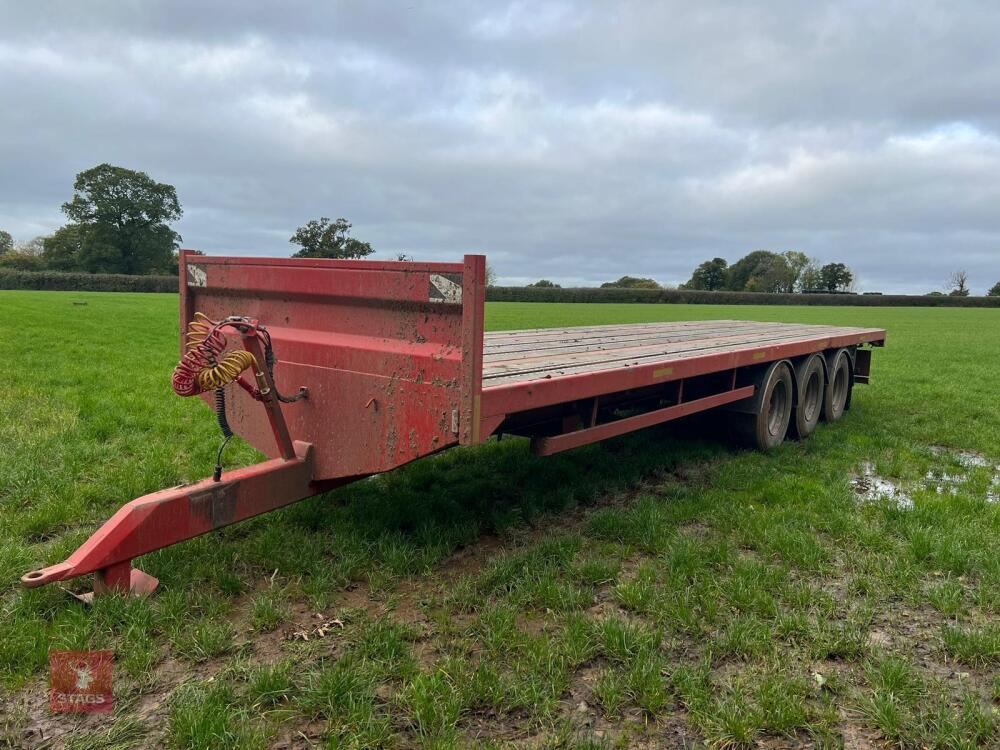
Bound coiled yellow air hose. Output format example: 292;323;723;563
171;312;257;396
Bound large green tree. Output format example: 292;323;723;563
683;257;728;290
527;279;560;288
0;229;12;255
797;259;824;292
726;251;795;293
58;164;182;274
988;281;1000;297
289;217;374;259
42;225;86;271
782;251;811;292
819;262;854;292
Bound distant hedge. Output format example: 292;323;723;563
0;269;178;292
2;269;998;307
487;286;1000;307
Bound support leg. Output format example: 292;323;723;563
94;560;133;594
92;560;159;598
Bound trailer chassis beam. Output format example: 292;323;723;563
530;384;755;456
20;443;337;599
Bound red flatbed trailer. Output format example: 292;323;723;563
22;253;885;597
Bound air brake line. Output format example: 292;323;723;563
171;313;307;480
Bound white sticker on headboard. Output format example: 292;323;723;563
429;273;462;304
187;264;207;288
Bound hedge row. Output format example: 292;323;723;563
0;269;178;293
487;285;1000;307
2;269;998;307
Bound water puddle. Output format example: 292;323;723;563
853;461;913;509
956;451;991;469
853;448;1000;508
924;469;966;496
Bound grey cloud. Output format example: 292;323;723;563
1;1;999;293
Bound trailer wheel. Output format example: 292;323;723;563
733;361;793;450
790;355;825;439
822;349;851;422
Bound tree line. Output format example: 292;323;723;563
682;251;854;293
0;164;399;276
2;163;997;296
524;255;999;296
522;253;852;293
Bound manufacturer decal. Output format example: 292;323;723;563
429;273;462;304
187;264;208;287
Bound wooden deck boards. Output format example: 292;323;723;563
482;320;884;387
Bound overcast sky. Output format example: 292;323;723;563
2;2;999;292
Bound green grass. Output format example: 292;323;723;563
3;291;1000;748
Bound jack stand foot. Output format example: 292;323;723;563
73;564;159;605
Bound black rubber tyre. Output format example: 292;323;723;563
790;355;825;439
733;361;794;450
822;349;851;423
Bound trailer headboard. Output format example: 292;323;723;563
178;251;486;481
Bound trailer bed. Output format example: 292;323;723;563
482;320;885;386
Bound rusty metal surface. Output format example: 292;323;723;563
179;251;484;479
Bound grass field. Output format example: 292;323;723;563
2;291;1000;749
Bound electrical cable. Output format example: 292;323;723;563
213;389;233;482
